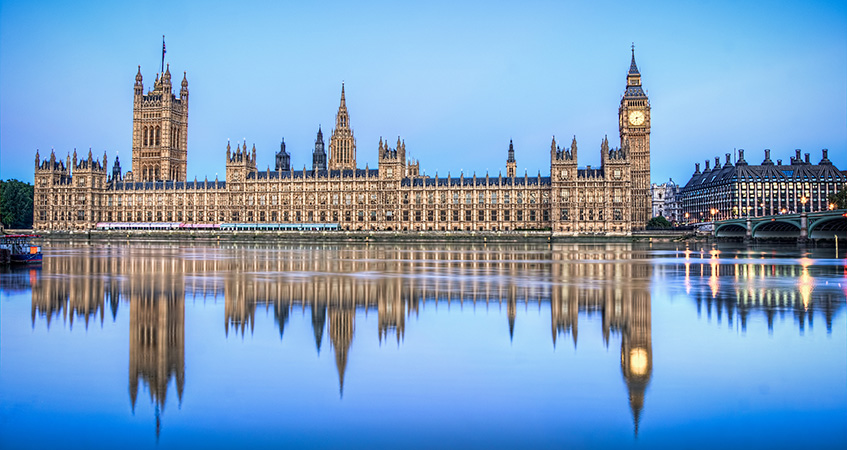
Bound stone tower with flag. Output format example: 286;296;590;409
131;50;189;182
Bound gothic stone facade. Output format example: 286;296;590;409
33;51;651;235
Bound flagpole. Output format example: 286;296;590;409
161;35;166;74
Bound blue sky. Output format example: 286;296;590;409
1;0;845;184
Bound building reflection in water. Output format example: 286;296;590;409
126;257;185;438
660;247;845;334
30;251;186;439
551;245;652;434
27;242;844;437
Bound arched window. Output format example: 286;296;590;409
143;127;148;146
156;127;161;146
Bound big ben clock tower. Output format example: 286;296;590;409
619;45;651;230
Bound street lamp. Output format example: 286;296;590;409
801;196;808;213
829;202;836;211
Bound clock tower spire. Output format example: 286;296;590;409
619;45;651;230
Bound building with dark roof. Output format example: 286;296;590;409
679;149;844;222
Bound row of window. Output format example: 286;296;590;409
42;207;634;225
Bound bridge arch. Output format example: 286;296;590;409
715;223;746;237
751;220;800;239
808;217;847;239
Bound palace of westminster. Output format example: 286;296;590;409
33;50;652;234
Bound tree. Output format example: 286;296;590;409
0;179;34;229
828;186;847;209
646;216;672;229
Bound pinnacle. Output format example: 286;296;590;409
629;44;640;75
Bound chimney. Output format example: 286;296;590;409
715;157;720;168
795;149;801;161
777;159;782;165
695;162;700;174
804;153;810;164
725;153;731;166
821;149;831;164
705;160;710;170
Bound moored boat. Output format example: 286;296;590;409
0;235;42;264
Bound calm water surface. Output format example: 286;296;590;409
1;242;845;449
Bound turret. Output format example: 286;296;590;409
571;136;578;161
506;140;516;178
180;72;188;99
378;135;406;180
162;63;172;88
134;66;143;96
313;126;327;171
276;139;291;171
226;140;257;183
112;155;123;182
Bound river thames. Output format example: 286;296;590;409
1;241;845;448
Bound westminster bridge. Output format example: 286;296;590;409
713;209;847;241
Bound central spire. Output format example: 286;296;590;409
329;83;356;171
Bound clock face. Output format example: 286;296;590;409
628;110;645;126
